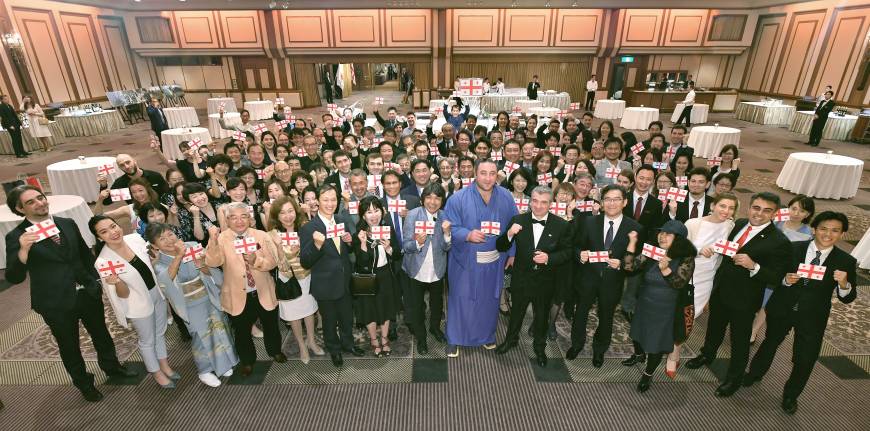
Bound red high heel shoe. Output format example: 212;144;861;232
665;359;680;379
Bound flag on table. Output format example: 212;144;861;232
110;188;131;202
25;219;60;242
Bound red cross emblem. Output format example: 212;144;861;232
327;103;338;110
514;198;529;212
537;173;553;185
564;164;575;176
25;219;60;242
415;220;435;235
491;151;503;161
253;123;267;134
588;251;610;263
388;199;406;213
502;161;519;175
657;189;669;202
548;147;561;158
570;102;581;110
286;114;296;122
97;259;128;278
371;225;391;240
549;202;568;216
232;131;246;141
182;244;205;263
326;223;345;239
667;187;688;202
642;243;667;261
110;188;131;202
480;221;501;235
347;201;359;215
431;106;443;114
576;200;595;212
796;263;826;280
219;102;226;110
512;106;523;114
275;120;289;129
773;208;790;222
706;156;722;167
429;143;440;156
255;169;265;180
458;78;484;96
605;167;620;179
664;146;677;162
233;237;258;254
461;178;474;187
630;143;645;156
188;138;204;151
505;130;514;140
294;146;307;157
367;174;382;188
675;176;688;188
97;164;115;176
712;239;740;257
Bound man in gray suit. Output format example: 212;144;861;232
401;183;452;354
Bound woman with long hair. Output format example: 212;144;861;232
20;95;53;152
95;177;163;233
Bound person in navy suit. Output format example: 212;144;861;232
743;211;857;414
808;90;835;147
146;97;170;149
401;183;452;354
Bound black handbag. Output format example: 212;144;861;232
273;263;303;301
351;237;379;296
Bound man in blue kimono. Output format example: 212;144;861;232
443;159;517;357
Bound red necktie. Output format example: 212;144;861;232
633;196;643;220
690;201;699;219
735;225;752;249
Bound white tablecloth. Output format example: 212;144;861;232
244;101;274;120
161;127;211;160
208;97;236;115
528;107;561;118
620;107;660;130
482;91;569;112
428;98;456;113
687;126;741;159
735;102;795;125
207;113;241;139
46;156;121;203
54;110;125;137
0;195;95;269
0;122;67;154
514;99;543;113
776;152;863;199
851;229;870;270
594;100;626;119
671;103;709;124
163;107;199;128
788;111;857;141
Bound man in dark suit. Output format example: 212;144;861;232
146;97;170;149
621;165;663;319
526;75;541;100
667;167;712;222
381;170;421;340
808;90;835;147
664;125;693;162
325;150;354;201
4;186;135;402
401;159;433;199
743;211;857;414
566;184;643;367
299;185;364;366
0;94;28;158
494;186;572;367
686;192;791;397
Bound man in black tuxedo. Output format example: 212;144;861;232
0;94;28;158
299;185;365;366
146;97;170;148
526;75;541;100
667;167;712;222
743;211;857;414
4;186;135;402
686;192;791;397
808;90;835;147
494;186;573;367
621;165;663;318
566;185;643;367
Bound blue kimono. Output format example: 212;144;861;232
443;183;517;346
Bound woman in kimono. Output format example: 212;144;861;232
145;223;238;387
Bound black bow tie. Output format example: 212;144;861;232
532;219;546;226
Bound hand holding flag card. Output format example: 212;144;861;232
480;221;501;235
25;219;60;242
182;244;205;263
414;221;435;235
712;239;740;257
347;201;359;215
370;226;391;240
97;259;128;278
326;223;345;239
233;237;258;254
110;188;131;202
796;263;826;280
706;156;722;167
641;243;666;261
97;164;116;176
587;251;610;263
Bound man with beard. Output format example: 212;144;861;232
99;153;169;205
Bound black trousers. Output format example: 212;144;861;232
748;308;825;399
319;293;355;353
571;276;623;354
228;291;282;366
40;290;124;391
585;91;596;110
699;291;755;383
504;287;552;353
808;118;828;146
8;127;25;156
675;105;693;127
406;278;444;336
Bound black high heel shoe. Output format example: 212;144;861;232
637;372;652;393
621;354;646;367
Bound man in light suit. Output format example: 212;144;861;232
808;90;835;147
743;211;857;415
146;97;170;149
401;183;452;354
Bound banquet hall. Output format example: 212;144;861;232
0;0;868;429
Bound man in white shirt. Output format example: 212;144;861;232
585;75;599;110
674;83;696;127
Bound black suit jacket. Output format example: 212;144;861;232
4;217;102;313
766;241;857;329
574;214;643;285
669;195;712;223
526;82;540;100
0;102;21;129
712;219;791;311
813;99;835;125
496;212;572;297
623;190;664;240
299;214;355;301
146;105;169;133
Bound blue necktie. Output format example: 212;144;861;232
604;220;614;250
393;211;403;244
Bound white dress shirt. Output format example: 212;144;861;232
603;214;623;244
531;213;547;248
586;80;598;92
732;221;770;277
783;241;852;295
682;89;696;106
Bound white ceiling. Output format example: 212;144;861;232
54;0;813;12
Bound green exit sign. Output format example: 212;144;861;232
620;56;635;63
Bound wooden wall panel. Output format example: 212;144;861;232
503;9;550;47
14;9;74;102
774;11;825;96
101;19;138;90
124;12;179;49
281;10;329;48
332;10;381;47
175;11;219;48
219;11;263;48
554;9;603;47
452;10;498;47
665;10;707;46
743;16;783;92
452;55;591;102
621;9;664;46
62;17;108;97
812;7;870;103
385;9;431;47
294;63;321;106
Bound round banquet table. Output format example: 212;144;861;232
788;111;857;141
0;195;96;269
850;228;870;270
161;127;211;160
207;112;241;139
54;110;125;137
208;97;237;115
620;107;659;130
775;152;863;200
163;107;199;128
528;106;561;118
687;126;741;159
244;101;274;120
1;122;67;154
734;101;795;125
46;156;122;203
670;103;709;124
514;99;543;113
594;100;626;119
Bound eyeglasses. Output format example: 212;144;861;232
602;198;624;203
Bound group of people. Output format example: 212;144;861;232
0;93;55;158
3;95;857;416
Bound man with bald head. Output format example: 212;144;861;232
98;153;169;204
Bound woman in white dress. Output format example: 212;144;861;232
20;95;53;152
668;192;738;377
266;196;324;363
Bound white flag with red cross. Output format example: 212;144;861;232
326;223;345;239
415;220;435;235
480;221;501;235
371;225;391;240
25;219;60;242
458;78;484;96
182;244;205;263
641;243;667;261
97;259;128;278
712;239;740;257
110;188;131;202
796;263;826;280
587;251;610;263
233;237;258;254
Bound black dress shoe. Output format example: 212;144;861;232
417;339;429;355
685;354;713;369
495;341;517;355
272;353;288;363
331;353;344;367
238;364;253;377
565;346;582;360
428;327;446;343
621;354;646;367
742;375;761;387
344;346;365;357
715;380;741;398
388;326;398;341
105;365;138;378
535;352;548;368
80;386;104;402
781;396;798;415
636;373;652;393
592;353;604;368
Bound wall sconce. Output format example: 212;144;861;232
2;32;25;64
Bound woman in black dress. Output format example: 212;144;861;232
352;196;400;357
621;220;696;393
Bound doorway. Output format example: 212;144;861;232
609;63;626;99
237;57;275;90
